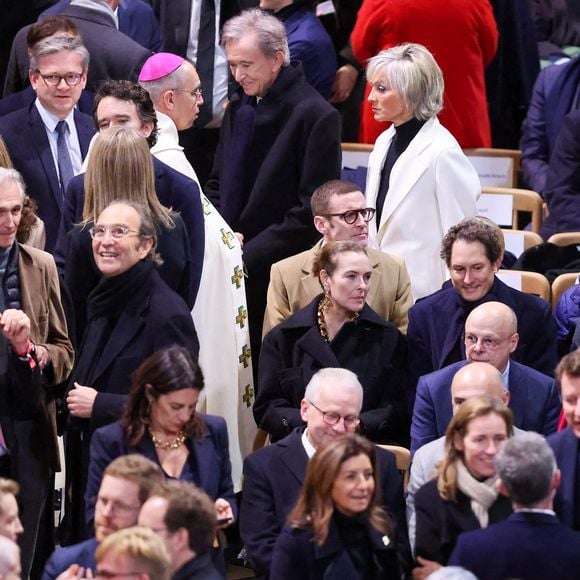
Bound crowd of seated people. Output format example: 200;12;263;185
2;2;580;579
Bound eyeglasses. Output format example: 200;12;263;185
307;400;360;428
89;225;140;240
464;333;512;350
172;87;203;101
36;71;84;87
95;496;141;515
321;208;376;224
95;571;143;579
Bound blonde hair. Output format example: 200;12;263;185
82;127;173;229
0;137;13;168
437;395;513;501
95;526;170;580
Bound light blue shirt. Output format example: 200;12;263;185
35;99;83;183
501;360;511;390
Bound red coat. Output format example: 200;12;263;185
351;0;498;147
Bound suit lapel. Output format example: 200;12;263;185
558;429;578;527
506;362;526;427
364;253;382;307
74;110;96;158
295;327;340;368
279;434;309;485
300;246;324;297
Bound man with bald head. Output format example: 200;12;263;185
406;362;510;551
411;300;560;455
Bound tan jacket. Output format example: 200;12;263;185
263;243;413;336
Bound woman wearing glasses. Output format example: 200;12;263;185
85;345;235;535
364;43;480;300
270;433;401;579
254;240;408;444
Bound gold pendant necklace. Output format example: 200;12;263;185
149;428;186;450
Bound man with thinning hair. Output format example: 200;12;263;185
450;432;580;579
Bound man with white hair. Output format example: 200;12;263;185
240;367;407;579
411;301;560;454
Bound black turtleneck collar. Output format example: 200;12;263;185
272;0;310;21
392;117;427;154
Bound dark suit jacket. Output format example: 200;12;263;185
254;298;408;444
407;277;558;386
240;428;406;579
271;518;399;580
548;428;579;528
414;479;512;565
63;215;192;345
72;267;199;431
411;359;560;453
542;109;580;238
58;156;205;304
205;63;341;278
0;86;94;118
85;416;236;528
449;511;580;580
173;553;223;580
0;103;94;251
3;4;151;96
41;0;162;52
283;6;336;99
42;538;98;580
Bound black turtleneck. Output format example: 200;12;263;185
333;509;374;579
272;0;310;21
375;117;427;227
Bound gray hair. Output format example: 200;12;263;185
304;368;362;405
428;567;478;580
494;432;556;507
366;43;443;120
221;8;290;66
139;61;193;105
0;536;19;576
30;34;90;72
0;167;26;203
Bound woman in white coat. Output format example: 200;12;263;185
365;43;480;301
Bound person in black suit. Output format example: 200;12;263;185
63;201;199;543
414;395;513;578
205;9;341;376
4;0;151;96
0;35;95;251
450;432;580;580
241;367;408;579
270;433;401;580
254;241;408;444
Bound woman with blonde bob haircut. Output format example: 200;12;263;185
364;43;480;301
271;433;400;578
62;127;193;343
414;395;513;577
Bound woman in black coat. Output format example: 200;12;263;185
253;241;408;444
413;395;514;578
271;433;400;580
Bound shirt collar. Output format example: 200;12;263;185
301;429;317;459
35;98;75;133
501;360;511;390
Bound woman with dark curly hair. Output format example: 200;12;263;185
84;345;235;532
271;433;400;579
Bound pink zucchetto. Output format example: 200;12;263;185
138;53;185;82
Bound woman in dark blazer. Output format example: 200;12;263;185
253;241;408;444
414;396;514;578
84;345;235;531
271;433;400;579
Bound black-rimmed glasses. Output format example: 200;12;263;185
36;71;84;87
321;208;376;224
307;400;360;427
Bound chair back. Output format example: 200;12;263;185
481;187;543;233
497;269;551;302
547;232;580;247
378;444;411;491
464;148;521;188
551;273;579;311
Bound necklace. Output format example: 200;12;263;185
317;296;359;343
149;428;186;450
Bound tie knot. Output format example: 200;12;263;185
56;120;68;137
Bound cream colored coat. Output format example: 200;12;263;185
366;117;480;300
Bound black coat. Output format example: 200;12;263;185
254;297;409;444
414;479;512;565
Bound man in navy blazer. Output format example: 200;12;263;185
411;301;560;454
0;35;94;252
240;368;408;580
450;432;580;580
548;349;580;530
407;217;557;387
42;455;164;579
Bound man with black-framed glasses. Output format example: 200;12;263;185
0;34;95;252
263;178;413;336
240;367;409;580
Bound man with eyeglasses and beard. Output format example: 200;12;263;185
240;367;410;580
263;179;413;336
42;455;164;579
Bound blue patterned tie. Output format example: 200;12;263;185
56;120;74;196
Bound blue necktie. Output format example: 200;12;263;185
56;120;74;197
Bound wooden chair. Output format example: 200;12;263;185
498;270;551;302
551;273;579;311
463;148;521;188
379;444;411;491
341;142;373;168
547;232;580;247
481;187;543;233
502;229;543;254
